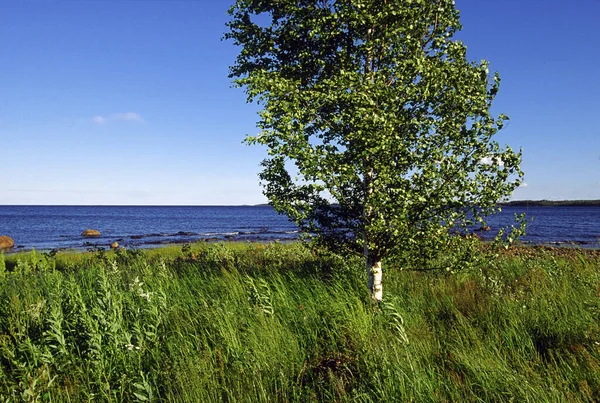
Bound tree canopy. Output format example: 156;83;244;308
226;0;523;300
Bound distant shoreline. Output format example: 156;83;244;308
1;201;599;207
500;200;600;207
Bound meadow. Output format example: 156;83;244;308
0;241;599;402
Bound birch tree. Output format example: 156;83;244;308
226;0;523;301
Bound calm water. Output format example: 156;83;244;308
0;205;599;251
485;206;600;247
0;206;297;251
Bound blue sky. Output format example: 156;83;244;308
1;0;598;205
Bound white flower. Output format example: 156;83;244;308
129;276;143;290
139;292;154;301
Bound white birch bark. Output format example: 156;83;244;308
367;260;383;301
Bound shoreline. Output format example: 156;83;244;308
500;199;600;207
3;235;600;256
3;230;301;254
2;235;299;255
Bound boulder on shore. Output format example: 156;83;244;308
0;236;15;250
470;232;483;241
82;229;101;237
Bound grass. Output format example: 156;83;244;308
0;242;599;401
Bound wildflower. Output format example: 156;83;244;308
139;291;154;301
110;260;119;274
129;277;143;290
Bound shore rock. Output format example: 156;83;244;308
110;241;119;249
0;236;15;250
82;229;101;237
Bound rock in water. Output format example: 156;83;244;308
0;236;15;250
82;229;101;237
110;241;119;249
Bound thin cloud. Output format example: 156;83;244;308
114;112;144;122
91;112;144;124
519;182;528;188
8;188;114;194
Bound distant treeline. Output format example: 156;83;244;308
258;200;600;208
500;200;600;207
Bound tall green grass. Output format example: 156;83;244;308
0;243;599;401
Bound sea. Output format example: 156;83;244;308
0;205;599;252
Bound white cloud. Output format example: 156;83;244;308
480;156;505;166
91;112;144;124
519;182;528;188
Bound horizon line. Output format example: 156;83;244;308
1;199;600;207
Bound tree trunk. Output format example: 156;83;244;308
367;259;383;301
